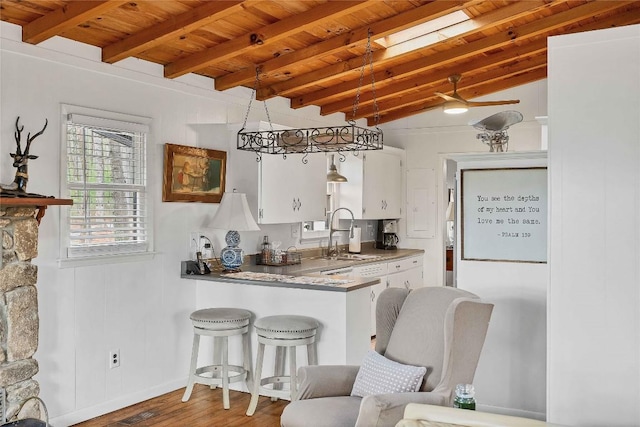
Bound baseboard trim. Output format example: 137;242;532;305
476;404;546;421
50;378;186;426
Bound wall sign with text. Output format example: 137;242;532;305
461;167;547;263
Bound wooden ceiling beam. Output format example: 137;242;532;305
164;0;371;79
305;1;552;112
261;0;560;100
261;0;626;100
320;38;548;116
22;0;128;44
340;40;547;119
353;4;640;122
102;1;247;64
354;54;547;120
372;67;548;125
214;0;480;91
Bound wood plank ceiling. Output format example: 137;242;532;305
1;1;638;125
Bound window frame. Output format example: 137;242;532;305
58;104;154;267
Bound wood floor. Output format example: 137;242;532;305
72;385;287;427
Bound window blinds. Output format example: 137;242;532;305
66;114;148;257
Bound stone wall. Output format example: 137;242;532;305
0;205;41;420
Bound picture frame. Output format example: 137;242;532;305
460;167;547;263
162;143;226;203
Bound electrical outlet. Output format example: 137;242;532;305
291;224;299;239
109;349;120;369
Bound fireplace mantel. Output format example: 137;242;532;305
0;197;73;224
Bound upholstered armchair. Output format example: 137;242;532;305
280;286;494;427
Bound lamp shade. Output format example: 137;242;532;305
327;154;348;183
210;191;260;232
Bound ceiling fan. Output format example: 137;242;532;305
435;74;520;114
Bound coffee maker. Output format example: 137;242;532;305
376;219;399;250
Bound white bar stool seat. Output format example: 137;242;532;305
182;307;253;409
246;314;320;416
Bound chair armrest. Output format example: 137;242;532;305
397;403;563;427
296;365;360;400
355;392;447;427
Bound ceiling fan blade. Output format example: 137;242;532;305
466;99;520;107
435;92;464;103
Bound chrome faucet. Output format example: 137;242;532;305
327;207;355;258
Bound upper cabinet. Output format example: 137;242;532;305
339;148;403;219
258;153;327;224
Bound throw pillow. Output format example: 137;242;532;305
351;350;427;397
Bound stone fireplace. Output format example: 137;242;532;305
0;199;71;422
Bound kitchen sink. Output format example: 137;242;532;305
307;254;382;261
334;254;382;261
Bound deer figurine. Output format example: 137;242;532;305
1;116;48;196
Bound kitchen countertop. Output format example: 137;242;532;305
181;248;424;292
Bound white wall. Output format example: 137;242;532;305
0;21;352;425
453;153;548;420
547;25;640;426
380;84;549;419
381;80;547;287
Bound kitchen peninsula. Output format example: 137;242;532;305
180;248;424;394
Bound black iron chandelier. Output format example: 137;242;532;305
237;30;383;161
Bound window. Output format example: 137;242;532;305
61;107;150;260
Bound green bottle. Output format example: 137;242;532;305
453;384;476;410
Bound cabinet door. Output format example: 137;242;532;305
362;151;402;219
259;154;326;224
387;267;423;290
370;281;387;337
294;153;327;222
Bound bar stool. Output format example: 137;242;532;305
182;307;252;409
246;314;320;416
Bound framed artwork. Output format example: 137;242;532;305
162;143;226;203
461;167;547;263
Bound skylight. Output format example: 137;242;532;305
375;10;471;49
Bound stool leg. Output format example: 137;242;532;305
246;342;265;416
222;336;230;409
243;331;252;391
289;346;298;401
182;331;200;402
307;341;318;365
211;336;223;389
271;346;285;400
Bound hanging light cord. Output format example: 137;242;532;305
351;29;379;126
241;66;273;132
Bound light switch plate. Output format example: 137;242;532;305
291;224;299;239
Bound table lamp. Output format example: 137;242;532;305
210;190;260;272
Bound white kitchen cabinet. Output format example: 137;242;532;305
387;266;423;290
339;148;403;219
258;153;327;224
387;256;424;290
369;281;387;336
352;254;423;336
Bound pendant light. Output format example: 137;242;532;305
327;154;347;183
237;30;382;162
